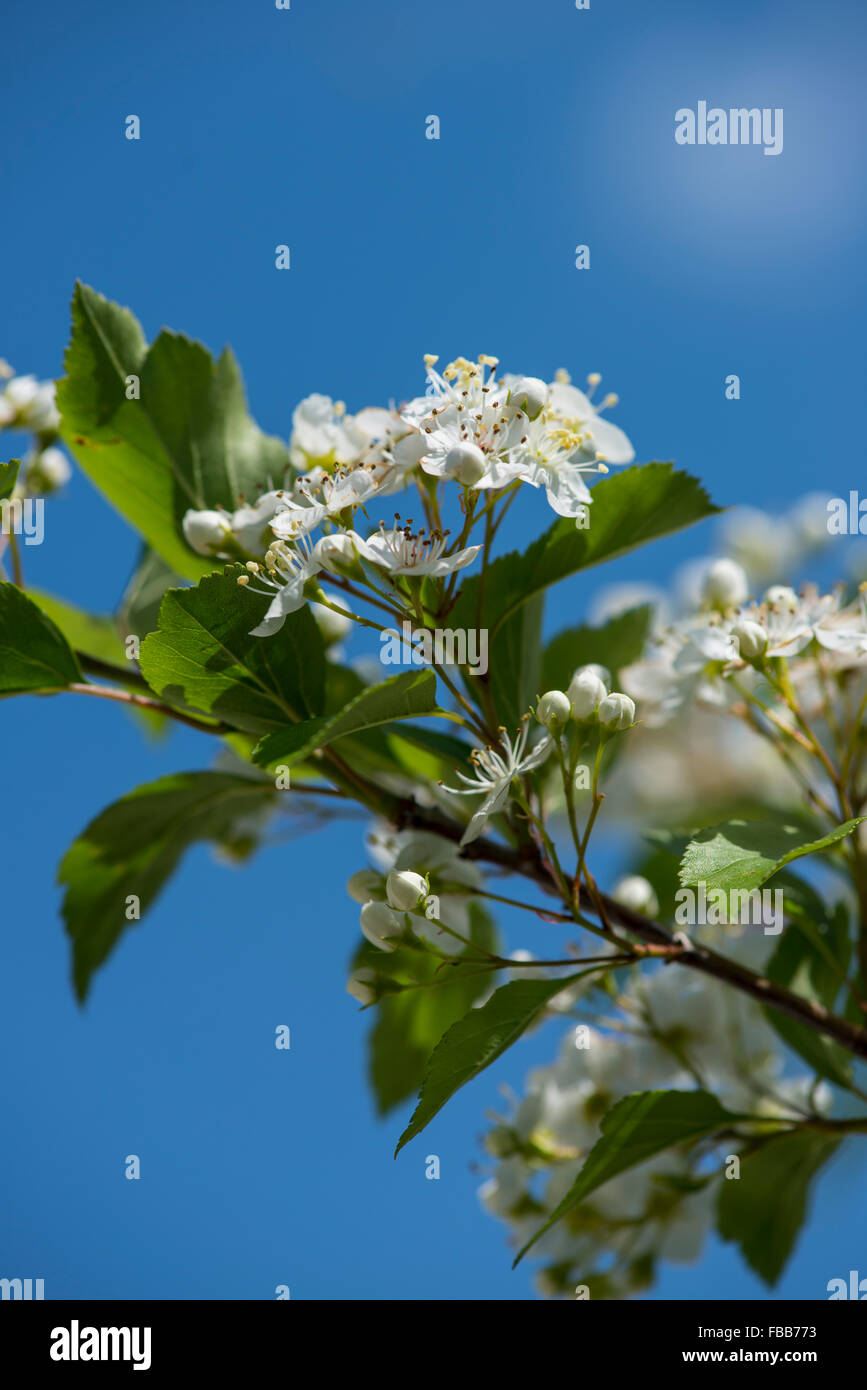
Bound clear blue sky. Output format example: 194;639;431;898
3;0;867;1299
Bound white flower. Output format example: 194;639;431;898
243;533;322;636
346;869;383;903
598;692;636;730
1;375;60;431
270;465;379;541
230;491;289;554
364;827;482;950
385;869;428;912
183;508;234;556
360;900;405;952
406;355;530;491
349;523;481;578
509;412;607;519
547;376;635;465
445;722;553;846
813;584;867;656
504;375;548;420
289;394;371;469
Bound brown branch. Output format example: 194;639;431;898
376;790;867;1063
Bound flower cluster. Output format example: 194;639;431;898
179;356;634;636
480;953;828;1298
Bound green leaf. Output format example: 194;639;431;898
140;567;325;734
486;590;544;730
0;581;83;693
29;589;126;667
253;669;438;767
763;883;854;1089
120;547;186;640
395;975;581;1156
0;459;20;500
541;605;653;693
360;902;499;1115
679;818;867;893
514;1090;740;1266
57;282;288;580
59;771;276;1000
450;465;719;638
717;1131;840;1285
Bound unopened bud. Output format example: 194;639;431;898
314;532;361;576
764;584;799;614
360;900;405;952
508;376;548;421
535;690;571;731
732;619;768;661
612;874;659;917
567;668;607;719
385;869;428;912
346;968;378;1005
598;691;636;731
702;558;749;609
444;442;486;486
347;869;383;904
182;508;232;556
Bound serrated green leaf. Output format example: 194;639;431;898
486;590;544;730
59;771;276;1000
450;465;719;637
57;282;287;580
717;1131;840;1286
253;669;439;767
140;567;325;733
395;975;582;1156
514;1090;740;1266
29;588;126;667
679;818;867;893
0;581;83;693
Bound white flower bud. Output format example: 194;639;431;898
314;531;360;576
701;558;749;609
182;508;232;556
443;442;486;486
598;691;636;731
346;968;377;1005
508;376;548;421
360;900;405;951
535;689;571;731
3;374;39;412
764;584;799;614
732;619;768;661
385;869;428;912
347;869;383;904
567;668;607;719
612;874;659;918
313;595;352;643
24;446;70;494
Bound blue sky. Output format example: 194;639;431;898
3;0;867;1299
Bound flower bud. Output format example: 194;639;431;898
612;874;659;917
508;376;548;421
764;584;798;614
732;619;768;661
567;668;607;719
182;508;232;556
346;968;378;1005
535;689;571;732
701;558;749;609
346;869;383;904
313;596;352;644
443;442;486;486
24;447;70;495
360;900;405;951
385;869;428;912
314;531;361;576
598;691;636;731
